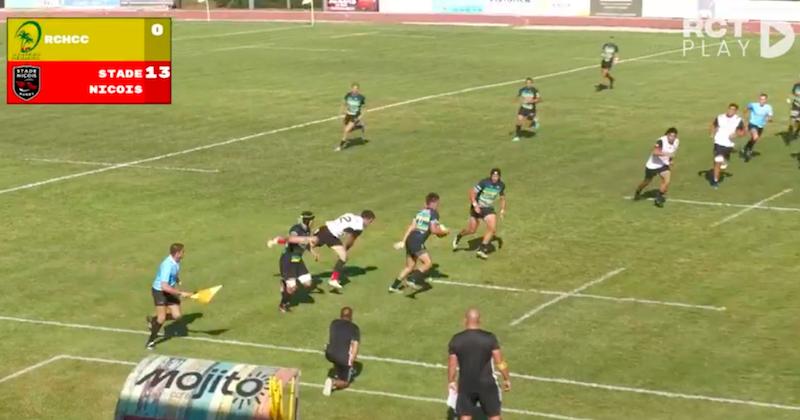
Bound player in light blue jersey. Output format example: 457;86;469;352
742;93;774;162
146;243;194;350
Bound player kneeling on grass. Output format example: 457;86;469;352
323;306;360;396
390;192;449;293
336;83;367;152
512;77;541;142
313;210;376;290
710;103;746;188
146;243;195;350
453;169;506;260
634;127;679;208
267;211;320;313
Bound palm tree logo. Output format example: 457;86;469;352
15;21;42;54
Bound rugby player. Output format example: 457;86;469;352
336;83;366;151
742;93;774;162
512;77;541;142
452;169;506;260
267;211;319;313
313;210;376;290
710;103;746;188
789;81;800;138
598;39;619;90
145;243;195;350
389;193;449;293
634;127;680;208
323;306;360;396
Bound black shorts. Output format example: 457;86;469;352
325;351;353;383
601;60;613;70
280;253;309;280
344;114;361;126
748;123;764;136
644;165;670;180
456;384;502;417
714;144;734;160
152;288;180;306
469;205;496;220
315;226;343;248
517;107;536;120
405;235;429;258
791;106;800;121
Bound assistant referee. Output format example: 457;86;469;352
448;308;511;420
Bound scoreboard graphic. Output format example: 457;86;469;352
6;17;172;105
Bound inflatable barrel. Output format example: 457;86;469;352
114;355;299;420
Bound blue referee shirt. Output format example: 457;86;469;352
151;255;180;291
747;102;773;128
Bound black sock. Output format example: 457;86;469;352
148;319;162;343
745;140;755;152
390;279;402;289
280;290;291;306
515;125;522;136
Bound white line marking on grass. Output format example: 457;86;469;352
431;279;725;312
1;317;799;411
0;44;715;197
402;22;511;27
25;158;220;174
509;268;627;326
711;189;793;227
330;31;377;39
173;25;305;41
210;43;350;53
0;355;63;385
514;25;683;34
624;196;800;213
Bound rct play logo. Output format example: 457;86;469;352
682;19;795;59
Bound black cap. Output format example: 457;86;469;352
301;211;315;221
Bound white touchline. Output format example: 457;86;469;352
172;25;306;41
3;316;799;412
623;196;800;213
711;189;793;227
509;268;627;327
1;355;589;420
0;43;718;197
430;279;725;312
329;31;378;39
25;158;220;174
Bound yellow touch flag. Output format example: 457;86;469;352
190;285;222;304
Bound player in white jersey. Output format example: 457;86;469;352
634;127;679;208
710;103;746;188
312;210;376;290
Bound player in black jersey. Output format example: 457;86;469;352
267;211;319;312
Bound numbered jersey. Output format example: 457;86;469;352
518;87;540;110
325;213;365;238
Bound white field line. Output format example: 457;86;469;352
329;31;378;39
509;268;627;326
0;43;716;197
1;355;587;420
624;196;800;213
173;25;306;41
0;316;798;412
402;21;511;27
25;158;220;174
711;189;793;227
514;25;683;34
209;43;349;53
430;279;725;312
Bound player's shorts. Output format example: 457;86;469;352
713;144;734;161
469;205;496;220
601;59;614;70
517;107;537;120
644;165;670;180
790;106;800;121
456;384;502;417
325;351;353;383
405;235;429;258
748;123;764;136
344;113;361;126
152;288;181;306
280;253;309;281
315;226;343;248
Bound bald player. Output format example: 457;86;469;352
448;308;511;420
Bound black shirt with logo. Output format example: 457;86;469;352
327;319;360;358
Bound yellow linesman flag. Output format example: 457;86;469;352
190;285;222;304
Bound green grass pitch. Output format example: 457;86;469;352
1;21;800;420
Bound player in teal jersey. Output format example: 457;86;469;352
390;193;449;293
598;39;619;91
512;77;542;142
789;81;800;138
453;169;507;260
337;83;367;151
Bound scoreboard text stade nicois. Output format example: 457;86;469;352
7;17;172;105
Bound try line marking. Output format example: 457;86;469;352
25;158;220;174
509;268;626;326
711;189;793;227
623;195;800;213
0;43;717;197
1;315;798;412
430;279;725;312
0;355;585;420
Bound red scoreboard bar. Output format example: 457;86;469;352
7;17;172;105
